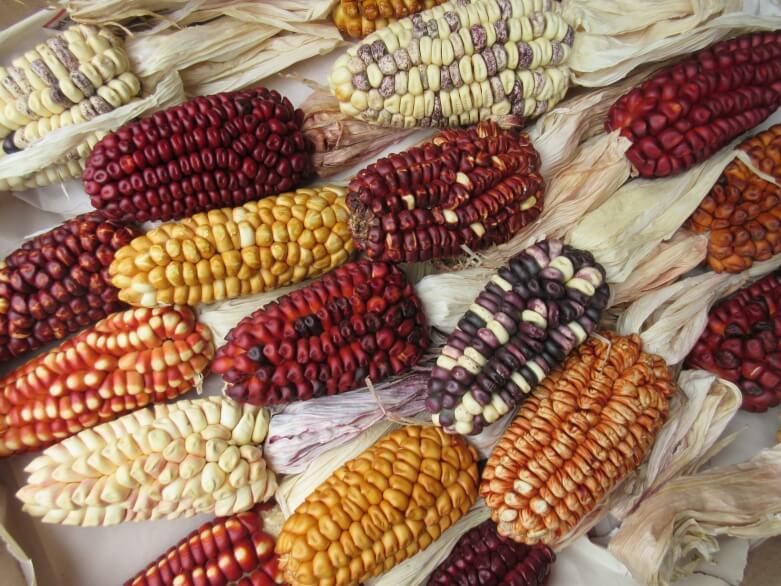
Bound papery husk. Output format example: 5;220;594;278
0;486;35;586
609;444;781;586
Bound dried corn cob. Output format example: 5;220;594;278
481;333;675;545
348;121;543;262
125;503;282;586
689;124;781;273
0;305;214;457
17;397;276;526
329;0;574;128
213;260;428;405
0;212;138;363
426;239;609;436
427;519;555;585
606;31;781;178
110;186;353;307
276;425;479;586
686;271;781;412
333;0;447;39
84;88;313;223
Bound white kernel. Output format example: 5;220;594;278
511;372;531;394
469;222;485;237
549;256;574;281
490;275;512;291
462;392;483;416
491;393;510;415
487;321;510;344
468;303;493;322
521;196;537;210
567;277;595;296
431;413;441;426
443;209;458;223
527;361;545;383
464;347;487;366
457;354;482;374
483;405;500;423
454;405;473;422
401;194;416;209
521;309;547;329
436;354;457;369
568;321;588;344
454;420;473;435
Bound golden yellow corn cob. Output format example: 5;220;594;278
110;186;354;307
333;0;447;39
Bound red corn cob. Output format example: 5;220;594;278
83;88;313;223
212;260;429;405
686;270;781;412
0;212;138;363
347;121;544;262
427;520;556;586
606;31;781;178
0;305;214;457
125;504;282;586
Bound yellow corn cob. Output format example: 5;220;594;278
110;186;354;307
17;397;276;527
276;425;479;586
333;0;448;39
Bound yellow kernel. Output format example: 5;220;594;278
165;263;183;286
314;227;331;244
195;260;212;284
271;243;287;262
272;206;292;222
304;210;323;230
255;224;273;247
272;221;289;243
241;246;261;269
287;217;304;241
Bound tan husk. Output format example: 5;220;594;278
0;485;35;586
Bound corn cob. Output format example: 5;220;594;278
606;31;781;178
686;271;781;412
426;239;609;436
0;212;139;363
0;305;213;457
213;260;428;405
83;88;313;223
689;124;781;273
125;503;282;586
427;519;555;585
481;333;675;545
333;0;447;39
109;186;353;307
276;425;479;586
17;397;276;526
348;121;543;262
329;0;574;128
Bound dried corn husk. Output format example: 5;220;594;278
0;486;35;586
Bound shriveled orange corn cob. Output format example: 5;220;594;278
276;425;479;586
0;306;213;457
481;333;675;545
332;0;447;39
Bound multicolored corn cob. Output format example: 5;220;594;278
427;519;555;585
276;425;479;586
109;186;353;307
689;124;781;273
84;88;313;223
481;333;675;545
17;397;276;526
686;271;781;412
426;239;609;436
213;260;428;405
329;0;574;128
333;0;447;39
0;212;138;363
125;504;282;586
606;31;781;178
347;121;543;262
0;305;213;457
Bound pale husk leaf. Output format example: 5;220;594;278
0;486;35;586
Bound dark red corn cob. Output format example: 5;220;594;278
212;260;429;405
606;31;781;178
0;212;138;363
686;270;781;412
125;504;282;586
347;121;544;262
427;520;555;586
83;88;314;223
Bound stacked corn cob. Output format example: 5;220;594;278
0;306;214;457
17;397;276;526
109;186;353;307
606;31;781;178
333;0;448;39
426;239;610;435
686;271;781;412
347;121;544;262
213;260;428;405
689;124;781;273
481;333;675;544
83;89;313;223
329;0;574;128
0;212;138;362
125;504;281;586
276;425;479;586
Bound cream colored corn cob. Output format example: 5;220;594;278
17;397;276;527
110;186;354;307
329;0;573;128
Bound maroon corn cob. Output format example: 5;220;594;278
686;270;781;412
212;260;429;405
0;212;138;363
427;520;555;586
83;88;313;223
347;121;544;262
606;31;781;178
126;504;282;586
